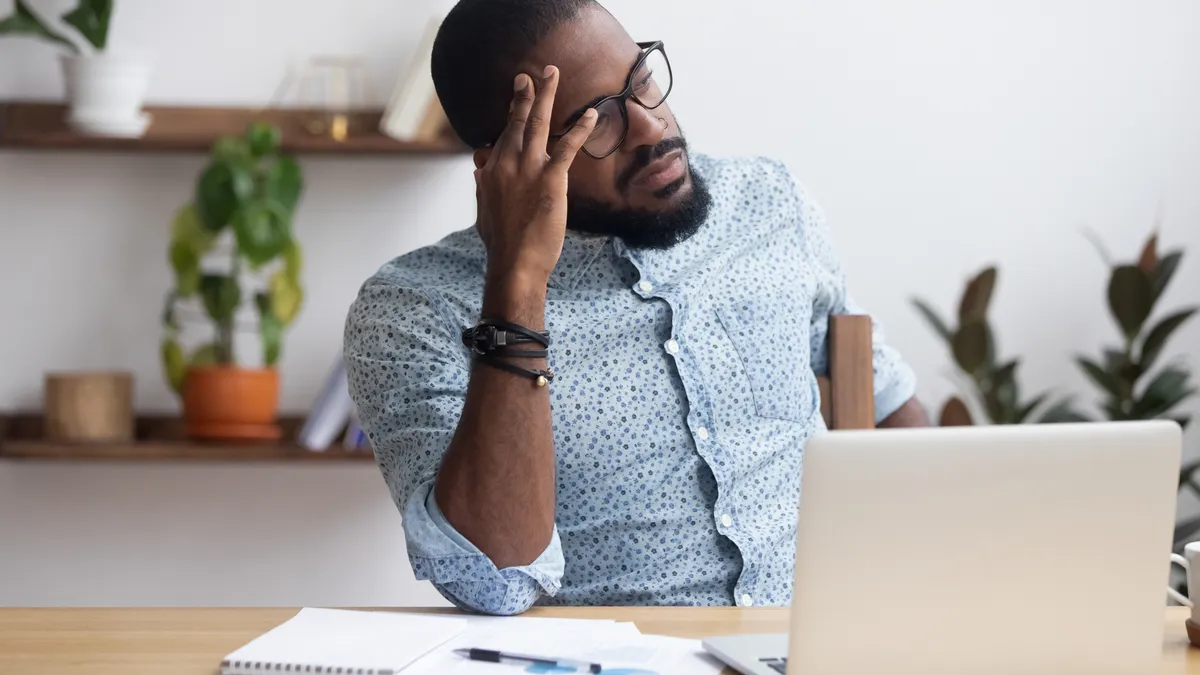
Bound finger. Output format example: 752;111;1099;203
493;73;535;158
523;65;559;157
548;109;597;171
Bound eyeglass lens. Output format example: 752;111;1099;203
583;47;672;158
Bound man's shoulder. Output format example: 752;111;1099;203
367;226;485;293
693;153;808;209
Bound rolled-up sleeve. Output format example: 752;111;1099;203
789;174;919;423
343;276;564;614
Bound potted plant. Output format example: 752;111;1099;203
0;0;151;136
161;122;305;441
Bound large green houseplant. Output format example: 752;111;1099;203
0;0;152;136
1064;231;1198;549
162;122;305;440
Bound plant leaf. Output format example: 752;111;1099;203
189;343;221;367
283;239;302;283
60;0;113;51
1038;397;1091;424
1154;251;1183;303
952;320;990;375
1076;356;1124;399
1082;227;1113;266
1107;265;1155;340
161;338;187;395
1134;366;1196;418
200;275;241;323
1174;416;1192;431
1175;515;1200;547
232;199;291;268
256;296;284;367
912;298;952;343
196;161;254;232
264;156;304;213
1137;232;1158;276
938;397;973;426
1140;308;1198;373
0;0;79;53
246;121;282;157
268;271;303;325
958;267;997;323
1016;393;1049;424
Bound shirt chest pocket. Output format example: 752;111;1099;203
714;299;817;423
703;223;820;423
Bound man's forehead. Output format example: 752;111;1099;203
519;7;642;121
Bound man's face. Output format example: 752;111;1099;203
510;6;708;247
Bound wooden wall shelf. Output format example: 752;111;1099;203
0;102;469;156
0;414;374;463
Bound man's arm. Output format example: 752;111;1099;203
435;66;597;569
880;396;932;428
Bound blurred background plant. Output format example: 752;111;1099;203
0;0;113;54
161;121;305;395
913;267;1082;426
1064;231;1198;549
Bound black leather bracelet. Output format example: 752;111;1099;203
462;319;551;355
477;354;556;387
479;318;551;347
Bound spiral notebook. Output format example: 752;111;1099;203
220;608;468;675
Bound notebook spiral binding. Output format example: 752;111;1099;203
222;661;394;675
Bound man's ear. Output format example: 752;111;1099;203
473;147;492;169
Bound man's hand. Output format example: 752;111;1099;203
475;66;598;299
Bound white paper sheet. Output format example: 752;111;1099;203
404;615;690;675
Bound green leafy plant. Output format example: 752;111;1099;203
1067;231;1196;428
1064;231;1198;548
0;0;114;54
161;122;305;394
913;267;1079;426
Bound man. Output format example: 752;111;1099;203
344;0;930;616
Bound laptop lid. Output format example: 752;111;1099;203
788;421;1180;675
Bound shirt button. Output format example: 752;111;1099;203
637;280;654;293
741;594;754;607
720;513;733;528
695;426;710;440
664;339;680;355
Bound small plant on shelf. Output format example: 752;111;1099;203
912;266;1081;426
162;122;304;441
0;1;153;137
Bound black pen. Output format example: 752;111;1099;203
452;647;602;673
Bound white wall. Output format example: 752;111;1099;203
1;0;1198;606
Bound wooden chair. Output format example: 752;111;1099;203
817;315;875;430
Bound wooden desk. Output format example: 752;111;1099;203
1;607;1197;674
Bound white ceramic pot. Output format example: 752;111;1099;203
60;52;153;137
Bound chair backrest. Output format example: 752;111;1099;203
816;315;875;430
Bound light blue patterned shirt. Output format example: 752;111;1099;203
344;154;917;615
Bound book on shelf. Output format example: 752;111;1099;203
380;12;449;143
297;357;356;452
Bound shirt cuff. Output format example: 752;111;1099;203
401;480;564;615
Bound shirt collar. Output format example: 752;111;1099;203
547;231;611;290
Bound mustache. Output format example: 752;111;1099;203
618;137;689;193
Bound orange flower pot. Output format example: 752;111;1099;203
182;366;281;441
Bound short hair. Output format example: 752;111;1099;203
431;0;598;149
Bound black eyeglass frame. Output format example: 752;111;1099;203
550;40;674;160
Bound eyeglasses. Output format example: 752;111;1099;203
553;41;674;160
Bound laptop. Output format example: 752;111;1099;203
702;421;1181;675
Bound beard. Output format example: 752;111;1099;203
565;138;712;250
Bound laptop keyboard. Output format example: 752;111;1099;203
759;656;787;673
